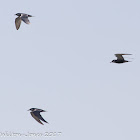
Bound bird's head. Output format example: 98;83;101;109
110;60;115;63
28;15;33;17
28;108;46;112
15;13;21;16
28;108;36;112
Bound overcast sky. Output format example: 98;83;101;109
0;0;140;139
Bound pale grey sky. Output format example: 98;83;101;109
0;0;140;139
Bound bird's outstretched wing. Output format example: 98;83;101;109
15;17;21;30
115;54;132;60
33;111;48;123
115;54;124;60
30;112;44;125
21;15;30;24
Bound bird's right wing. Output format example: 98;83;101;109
15;17;21;30
115;54;132;60
34;111;48;123
30;112;44;125
115;54;124;60
21;15;30;24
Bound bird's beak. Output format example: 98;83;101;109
29;15;34;17
27;109;30;111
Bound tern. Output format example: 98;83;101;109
15;13;33;30
28;108;48;125
111;54;132;63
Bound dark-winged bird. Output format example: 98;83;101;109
28;108;48;125
15;13;33;30
111;54;132;63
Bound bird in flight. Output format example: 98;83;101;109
28;108;48;125
111;54;132;63
15;13;33;30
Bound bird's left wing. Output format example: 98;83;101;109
15;17;21;30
